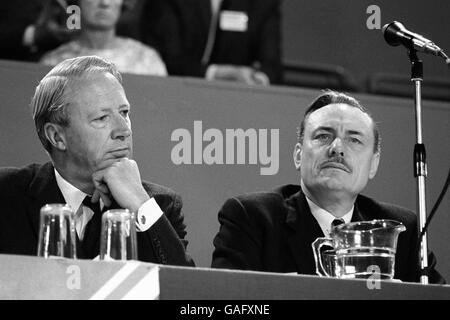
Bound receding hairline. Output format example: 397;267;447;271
40;56;122;85
35;61;123;110
305;103;376;137
300;102;380;153
305;102;375;128
61;71;124;97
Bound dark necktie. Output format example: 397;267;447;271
80;196;103;259
319;219;346;254
331;218;345;228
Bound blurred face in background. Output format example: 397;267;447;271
80;0;123;31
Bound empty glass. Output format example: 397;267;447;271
37;204;77;259
100;209;137;261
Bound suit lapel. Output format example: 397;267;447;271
285;190;324;275
285;193;367;275
352;200;366;222
27;162;66;240
198;0;213;32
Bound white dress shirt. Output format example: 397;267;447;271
54;169;162;239
305;196;353;237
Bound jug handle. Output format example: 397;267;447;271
312;237;333;277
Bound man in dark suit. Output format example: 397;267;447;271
0;55;193;266
211;90;444;283
142;0;282;85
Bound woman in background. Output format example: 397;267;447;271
41;0;167;76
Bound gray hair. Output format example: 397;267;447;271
31;55;122;152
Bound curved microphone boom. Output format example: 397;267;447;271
382;21;450;65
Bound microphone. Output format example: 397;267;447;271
382;21;449;63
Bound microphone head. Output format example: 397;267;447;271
382;21;406;47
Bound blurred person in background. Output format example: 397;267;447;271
0;0;77;61
142;0;282;85
41;0;167;76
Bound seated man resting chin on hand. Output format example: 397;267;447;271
0;55;194;267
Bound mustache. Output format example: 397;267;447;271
320;157;352;173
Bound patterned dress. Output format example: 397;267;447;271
40;37;167;76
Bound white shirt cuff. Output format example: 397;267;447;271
135;198;163;232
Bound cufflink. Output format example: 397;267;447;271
135;198;163;232
136;209;151;232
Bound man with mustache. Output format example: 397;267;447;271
0;55;193;266
211;90;444;283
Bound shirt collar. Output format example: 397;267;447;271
54;169;88;216
305;196;353;237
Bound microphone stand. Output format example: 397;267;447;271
408;48;429;284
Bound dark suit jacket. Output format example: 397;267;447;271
0;0;78;62
212;184;444;283
0;0;43;61
142;0;283;83
0;162;194;267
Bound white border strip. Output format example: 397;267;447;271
121;266;160;300
89;262;140;300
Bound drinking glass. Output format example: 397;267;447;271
100;209;137;261
37;204;77;259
